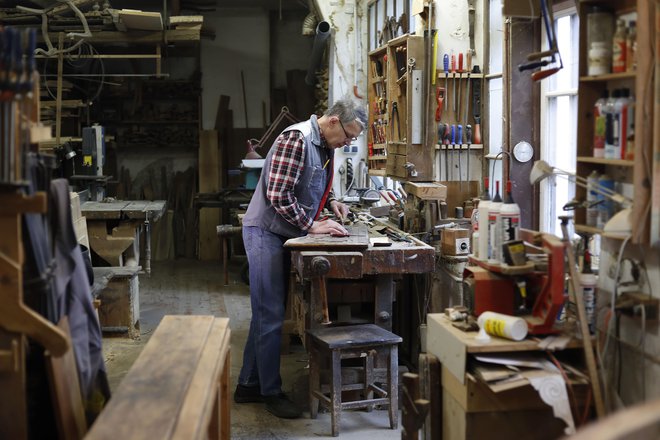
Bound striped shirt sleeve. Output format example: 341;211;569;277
266;130;314;231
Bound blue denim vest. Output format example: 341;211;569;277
242;115;331;238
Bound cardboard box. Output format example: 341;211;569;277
442;228;470;255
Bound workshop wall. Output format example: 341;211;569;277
200;8;270;131
598;240;660;407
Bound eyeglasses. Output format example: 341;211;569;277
338;119;358;142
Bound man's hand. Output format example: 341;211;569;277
329;200;350;223
309;218;348;236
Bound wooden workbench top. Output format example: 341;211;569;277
81;200;167;221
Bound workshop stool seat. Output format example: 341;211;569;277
307;324;402;437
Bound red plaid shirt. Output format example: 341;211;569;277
266;130;335;231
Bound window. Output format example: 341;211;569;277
539;8;579;236
488;0;504;193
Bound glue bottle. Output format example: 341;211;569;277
499;180;520;252
488;181;502;263
580;249;598;334
477;177;491;261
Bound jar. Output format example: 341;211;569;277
588;42;610;76
587;6;614;54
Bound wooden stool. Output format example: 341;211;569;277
307;324;402;437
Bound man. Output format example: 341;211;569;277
234;98;367;418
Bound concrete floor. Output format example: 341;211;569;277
102;259;402;439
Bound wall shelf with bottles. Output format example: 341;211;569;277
574;0;640;229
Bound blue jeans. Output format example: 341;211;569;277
238;226;291;396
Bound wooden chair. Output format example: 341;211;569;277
307;324;401;437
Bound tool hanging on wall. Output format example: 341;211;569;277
435;87;445;122
456;52;463;120
471;65;482;144
518;0;563;81
464;52;472;182
443;54;449;113
450;51;456;113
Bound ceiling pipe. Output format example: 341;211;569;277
305;21;331;86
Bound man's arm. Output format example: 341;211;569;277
266;131;314;231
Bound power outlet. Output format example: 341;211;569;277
615;291;659;322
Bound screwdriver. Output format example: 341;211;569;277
443;53;449;114
451;51;456;112
457;52;463;119
457;124;463;184
465;124;472;183
450;124;456;180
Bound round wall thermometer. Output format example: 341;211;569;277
513;141;534;163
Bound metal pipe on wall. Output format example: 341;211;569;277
305;21;331;86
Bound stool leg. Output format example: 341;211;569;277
331;349;341;437
388;345;399;429
364;350;374;412
310;345;320;419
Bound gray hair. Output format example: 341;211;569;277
325;97;368;130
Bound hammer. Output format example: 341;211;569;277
311;256;332;325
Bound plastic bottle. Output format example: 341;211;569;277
612;19;627;73
592;89;609;158
614;88;632;160
499;180;520;253
488;181;502;263
580;250;598;334
588;42;611;76
477;311;528;341
470;198;480;258
604;89;620;159
586;170;600;227
620;88;635;160
477;178;491;261
626;21;636;72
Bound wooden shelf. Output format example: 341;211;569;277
579;71;636;82
368;155;387;160
577;157;634;166
368;169;387;176
110;120;199;125
436;72;486;80
371;143;386;149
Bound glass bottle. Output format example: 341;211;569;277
612;19;627;73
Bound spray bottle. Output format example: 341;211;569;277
477;177;491;261
488;181;502;263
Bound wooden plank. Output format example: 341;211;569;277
86;316;230;440
199;130;220;193
284;225;370;250
87;316;214;439
198;207;221;260
118;9;163;31
171;318;230;439
404;181;447;200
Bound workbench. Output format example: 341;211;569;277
284;223;435;342
81;200;166;275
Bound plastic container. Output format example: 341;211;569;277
612;19;627;73
614;88;632;160
587;6;614;57
580;251;598;334
477;311;528;341
588;42;611;76
626;21;637;72
499;180;520;249
477;178;491;261
604;89;620;159
592;89;609;157
488;181;502;263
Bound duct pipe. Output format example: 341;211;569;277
305;21;331;85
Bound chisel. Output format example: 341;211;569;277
466;124;472;183
457;124;463;185
450;124;456;180
443;54;449;114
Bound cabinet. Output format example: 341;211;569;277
367;34;433;181
574;0;654;242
